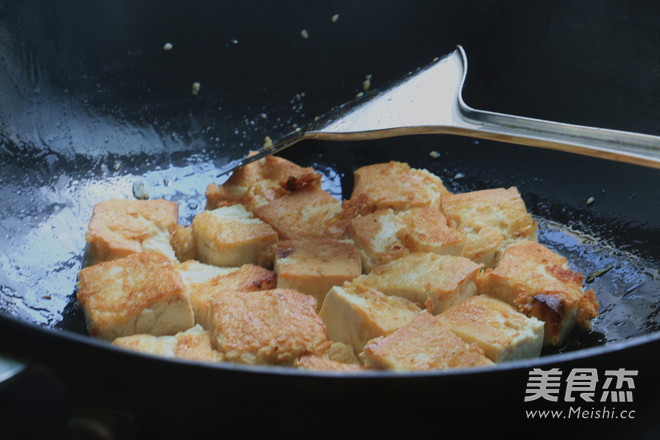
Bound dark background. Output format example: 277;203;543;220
1;1;659;439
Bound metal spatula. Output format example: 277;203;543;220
220;45;660;174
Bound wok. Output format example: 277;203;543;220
1;1;659;438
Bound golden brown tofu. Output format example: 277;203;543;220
76;252;194;340
293;340;364;372
437;295;544;362
350;161;450;212
476;240;599;346
254;185;343;239
294;356;365;372
321;341;361;365
273;239;362;308
441;187;538;267
205;154;322;211
348;208;465;272
175;260;240;286
184;263;277;329
360;311;494;371
112;324;223;362
348;209;409;272
351;252;483;314
84;199;179;264
396;207;464;256
192;204;278;267
209;289;327;366
319;285;421;353
170;224;195;262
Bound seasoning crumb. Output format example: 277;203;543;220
163;42;173;51
356;91;365;98
192;82;201;95
113;161;121;171
331;14;339;23
264;136;273;148
43;295;51;300
429;150;440;159
363;74;372;92
586;265;613;283
300;29;309;39
454;172;465;180
586;197;595;205
132;181;149;200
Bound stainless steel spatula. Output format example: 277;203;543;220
220;45;660;174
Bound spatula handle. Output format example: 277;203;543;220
454;102;660;169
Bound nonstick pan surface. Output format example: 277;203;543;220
1;1;660;438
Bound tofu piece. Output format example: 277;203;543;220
254;185;343;239
350;252;483;314
395;207;464;256
322;341;361;365
209;289;327;366
319;285;422;353
348;208;464;273
183;263;277;329
294;356;366;372
437;295;544;362
360;311;494;371
112;325;223;362
273;239;362;308
441;187;538;267
205;154;322;211
349;161;450;212
170;224;195;262
84;199;179;264
294;341;365;372
192;204;278;267
175;260;240;286
476;240;599;346
348;209;408;272
76;251;194;340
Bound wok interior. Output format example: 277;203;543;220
1;133;659;360
1;0;659;362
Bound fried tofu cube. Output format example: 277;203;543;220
209;289;327;365
348;207;464;273
350;252;483;314
180;262;277;329
112;324;223;362
360;311;494;371
192;204;278;267
205;154;322;211
348;209;409;272
476;240;599;346
272;239;362;308
395;207;464;256
76;251;194;340
254;185;343;239
170;224;195;262
441;187;538;267
349;161;450;212
84;199;179;264
294;341;365;372
437;295;544;362
319;285;422;353
175;260;240;285
294;356;366;372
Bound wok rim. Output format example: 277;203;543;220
3;309;659;379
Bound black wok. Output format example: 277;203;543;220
1;1;659;438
